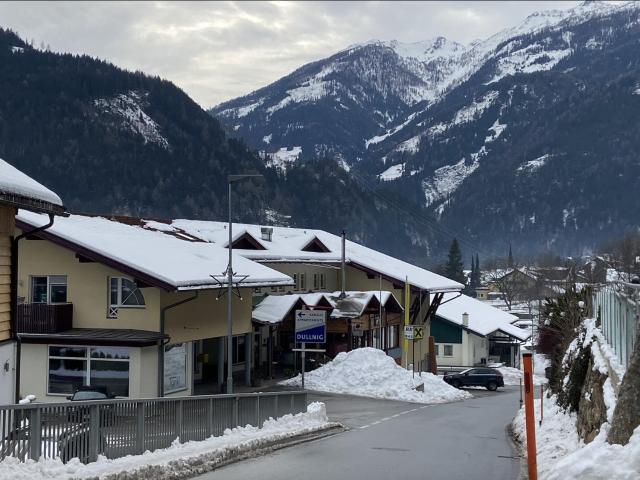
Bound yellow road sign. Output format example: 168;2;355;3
413;326;424;340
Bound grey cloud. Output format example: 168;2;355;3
0;1;578;107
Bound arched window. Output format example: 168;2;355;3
109;277;145;308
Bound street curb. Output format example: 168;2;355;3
98;423;345;480
506;422;527;480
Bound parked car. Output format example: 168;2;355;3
66;386;116;426
443;367;504;391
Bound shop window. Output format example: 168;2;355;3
48;346;130;396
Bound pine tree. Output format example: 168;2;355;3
445;238;466;285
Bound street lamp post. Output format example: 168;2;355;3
226;174;263;394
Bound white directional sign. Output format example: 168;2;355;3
295;310;326;343
404;325;415;340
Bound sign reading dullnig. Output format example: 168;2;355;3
295;310;326;343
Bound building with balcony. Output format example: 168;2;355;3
15;211;292;402
0;157;66;404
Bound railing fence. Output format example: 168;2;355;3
0;391;307;464
592;284;639;368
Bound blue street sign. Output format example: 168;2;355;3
295;310;326;343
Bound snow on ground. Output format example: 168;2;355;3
496;353;549;386
0;158;63;206
378;163;405;181
264;146;302;170
280;348;471;404
513;392;640;480
94;91;169;150
512;319;639;479
0;403;332;480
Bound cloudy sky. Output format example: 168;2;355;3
0;1;582;108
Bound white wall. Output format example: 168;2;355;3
0;341;15;404
434;343;463;366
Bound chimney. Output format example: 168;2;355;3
462;312;469;327
260;227;273;242
340;230;346;299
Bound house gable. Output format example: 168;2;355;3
226;232;266;250
301;237;331;253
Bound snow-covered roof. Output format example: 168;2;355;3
436;293;530;341
143;219;463;292
324;291;402;319
252;295;303;324
0;158;64;212
16;211;293;291
252;290;402;323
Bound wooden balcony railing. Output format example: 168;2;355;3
16;303;73;334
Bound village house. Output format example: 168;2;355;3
14;211;292;402
431;293;529;368
0;158;66;405
127;219;463;372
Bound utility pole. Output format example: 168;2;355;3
226;174;263;394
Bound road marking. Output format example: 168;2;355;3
357;406;426;430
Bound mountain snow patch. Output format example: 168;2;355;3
94;91;169;149
263;134;273;144
517;154;551;174
452;91;499;125
262;146;302;171
485;119;507;142
423;151;484;207
280;348;470;404
379;163;405;181
488;44;572;84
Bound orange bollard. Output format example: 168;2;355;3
523;353;538;480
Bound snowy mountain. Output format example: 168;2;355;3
0;28;434;266
211;1;640;256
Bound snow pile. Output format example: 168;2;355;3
0;403;332;480
497;353;549;385
0;158;63;206
94;91;169;150
280;348;471;404
513;394;640;480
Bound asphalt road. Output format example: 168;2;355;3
196;387;522;480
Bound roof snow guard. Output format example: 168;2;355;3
0;158;66;215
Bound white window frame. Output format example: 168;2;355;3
443;344;454;357
299;273;306;291
30;275;68;304
293;274;299;291
434;344;440;356
109;277;146;309
47;344;130;396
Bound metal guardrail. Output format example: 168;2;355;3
0;391;307;464
593;284;639;368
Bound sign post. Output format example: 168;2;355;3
294;310;326;389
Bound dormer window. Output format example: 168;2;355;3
226;232;266;250
301;237;331;253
